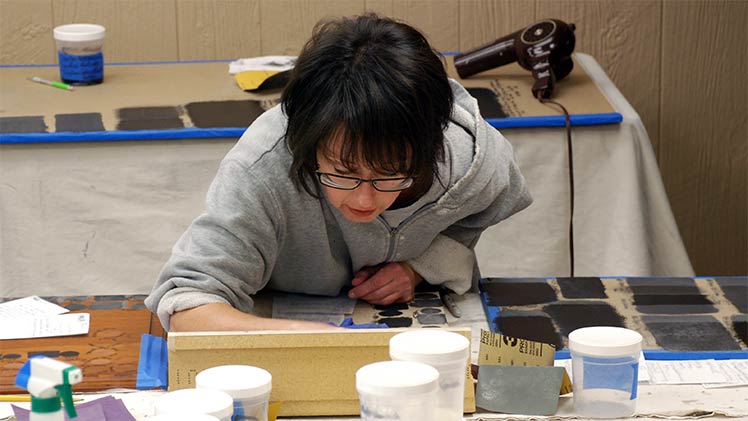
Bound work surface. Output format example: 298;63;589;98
2;289;747;420
0;54;693;299
6;384;739;421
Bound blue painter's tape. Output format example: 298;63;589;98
0;59;234;68
479;295;501;334
136;334;168;389
486;112;623;128
0;113;621;145
0;127;246;144
14;355;45;390
579;356;638;399
630;362;639;399
58;52;104;83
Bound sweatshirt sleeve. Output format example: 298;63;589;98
408;130;532;294
144;159;282;330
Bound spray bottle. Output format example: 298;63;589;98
14;356;83;421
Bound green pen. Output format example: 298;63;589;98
28;76;74;91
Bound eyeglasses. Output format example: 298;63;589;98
315;171;414;192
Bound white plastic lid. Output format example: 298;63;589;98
356;360;439;396
155;388;234;419
389;329;470;364
196;365;272;399
149;415;219;421
53;24;106;42
568;326;643;356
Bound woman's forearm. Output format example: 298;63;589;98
169;302;341;332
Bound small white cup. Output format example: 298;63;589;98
196;365;272;421
356;360;439;421
569;326;643;418
389;329;470;421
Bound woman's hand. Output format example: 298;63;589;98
348;262;423;305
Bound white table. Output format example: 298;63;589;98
0;55;692;298
475;54;694;279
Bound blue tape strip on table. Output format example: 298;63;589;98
0;113;623;145
486;112;622;128
136;333;168;389
0;127;246;144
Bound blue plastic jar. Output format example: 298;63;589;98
53;24;106;85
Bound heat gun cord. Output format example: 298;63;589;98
537;95;575;278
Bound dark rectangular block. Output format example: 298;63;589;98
627;277;701;295
495;310;563;349
633;293;717;314
543;301;625;338
116;106;184;130
481;278;557;307
0;116;47;133
643;315;741;351
185;100;265;128
732;315;748;347
714;278;748;313
557;277;607;299
55;113;105;132
634;295;712;306
117;106;181;120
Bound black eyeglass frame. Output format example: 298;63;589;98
315;171;415;192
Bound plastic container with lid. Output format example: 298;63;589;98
356;360;439;421
53;24;106;85
568;326;643;418
196;365;272;421
154;388;234;421
389;329;470;421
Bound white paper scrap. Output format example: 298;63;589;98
229;56;296;74
702;359;748;388
0;313;90;340
0;296;68;318
646;360;729;385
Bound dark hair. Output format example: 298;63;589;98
282;14;453;196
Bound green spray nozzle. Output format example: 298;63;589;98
54;383;78;418
15;357;83;420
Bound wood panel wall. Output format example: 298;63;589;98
1;0;746;275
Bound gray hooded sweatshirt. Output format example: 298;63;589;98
146;80;532;330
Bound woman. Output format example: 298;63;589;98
145;14;532;331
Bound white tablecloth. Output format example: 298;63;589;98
475;54;693;279
0;54;692;298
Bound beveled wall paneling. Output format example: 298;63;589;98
458;0;535;52
660;0;748;275
536;0;661;155
0;0;55;64
53;0;179;62
259;0;365;55
175;0;261;60
364;0;460;53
